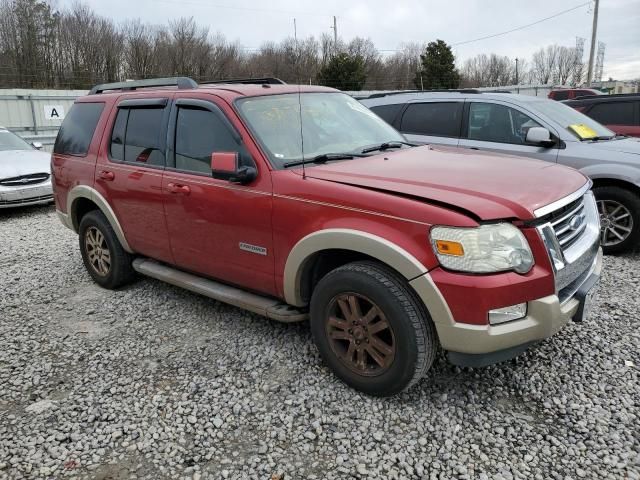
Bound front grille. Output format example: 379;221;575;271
536;191;600;304
0;194;53;205
0;172;50;187
549;197;587;250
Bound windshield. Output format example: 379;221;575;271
526;99;615;140
0;130;33;152
236;92;405;168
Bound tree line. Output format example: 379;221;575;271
0;0;589;91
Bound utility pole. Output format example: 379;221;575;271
332;16;338;48
586;0;600;86
515;58;519;85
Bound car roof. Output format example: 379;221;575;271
77;82;338;103
359;90;548;106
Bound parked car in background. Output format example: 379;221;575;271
0;127;53;208
360;91;640;254
548;88;603;101
564;94;640;138
52;77;601;396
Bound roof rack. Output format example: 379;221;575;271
573;92;639;101
362;88;509;99
89;77;197;95
201;77;286;85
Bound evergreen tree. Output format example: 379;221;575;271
318;53;367;91
414;40;460;90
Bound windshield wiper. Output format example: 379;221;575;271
360;141;417;154
583;135;615;141
283;152;368;168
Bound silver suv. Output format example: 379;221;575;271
360;91;640;254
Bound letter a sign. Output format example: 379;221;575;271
44;105;65;120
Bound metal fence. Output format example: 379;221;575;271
0;89;87;151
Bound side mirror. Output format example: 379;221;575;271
32;141;43;150
211;152;257;185
525;127;555;147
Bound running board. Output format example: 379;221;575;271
132;258;307;323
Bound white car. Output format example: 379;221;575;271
0;127;53;208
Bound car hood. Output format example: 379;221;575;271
305;145;589;221
0;149;51;179
581;136;640;155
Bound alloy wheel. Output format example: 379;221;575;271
325;292;396;377
85;226;111;276
597;199;634;247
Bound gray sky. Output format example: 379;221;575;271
60;0;640;80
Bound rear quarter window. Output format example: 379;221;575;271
53;102;104;156
369;104;404;126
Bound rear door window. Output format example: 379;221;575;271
109;106;166;166
467;102;542;144
53;102;104;156
588;102;635;125
400;102;462;138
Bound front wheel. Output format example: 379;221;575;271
594;186;640;254
309;261;437;396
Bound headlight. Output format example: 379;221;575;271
430;223;534;274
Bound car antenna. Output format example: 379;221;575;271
294;17;306;179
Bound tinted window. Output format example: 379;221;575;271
109;109;128;160
468;103;542;144
551;90;570;101
54;103;104;155
400;102;462;137
114;107;166;166
588;102;635;125
370;104;404;126
175;107;241;174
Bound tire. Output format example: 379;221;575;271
78;210;135;289
593;186;640;254
309;261;437;396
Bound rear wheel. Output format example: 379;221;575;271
310;261;437;396
593;186;640;254
78;210;135;289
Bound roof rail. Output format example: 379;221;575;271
361;88;508;99
573;92;639;101
202;77;286;85
88;77;197;95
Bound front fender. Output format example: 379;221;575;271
283;228;428;307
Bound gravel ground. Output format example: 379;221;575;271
0;205;639;480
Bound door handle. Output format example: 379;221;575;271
98;170;115;181
469;147;480;150
167;182;191;195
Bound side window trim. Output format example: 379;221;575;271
107;98;171;169
167;98;243;173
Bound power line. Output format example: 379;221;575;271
451;1;592;46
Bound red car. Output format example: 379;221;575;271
548;88;602;101
564;94;640;137
52;77;602;396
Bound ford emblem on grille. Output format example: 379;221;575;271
569;214;585;231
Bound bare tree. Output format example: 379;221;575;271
554;46;577;85
532;45;559;85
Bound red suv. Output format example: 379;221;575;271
548;88;602;101
52;77;602;396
